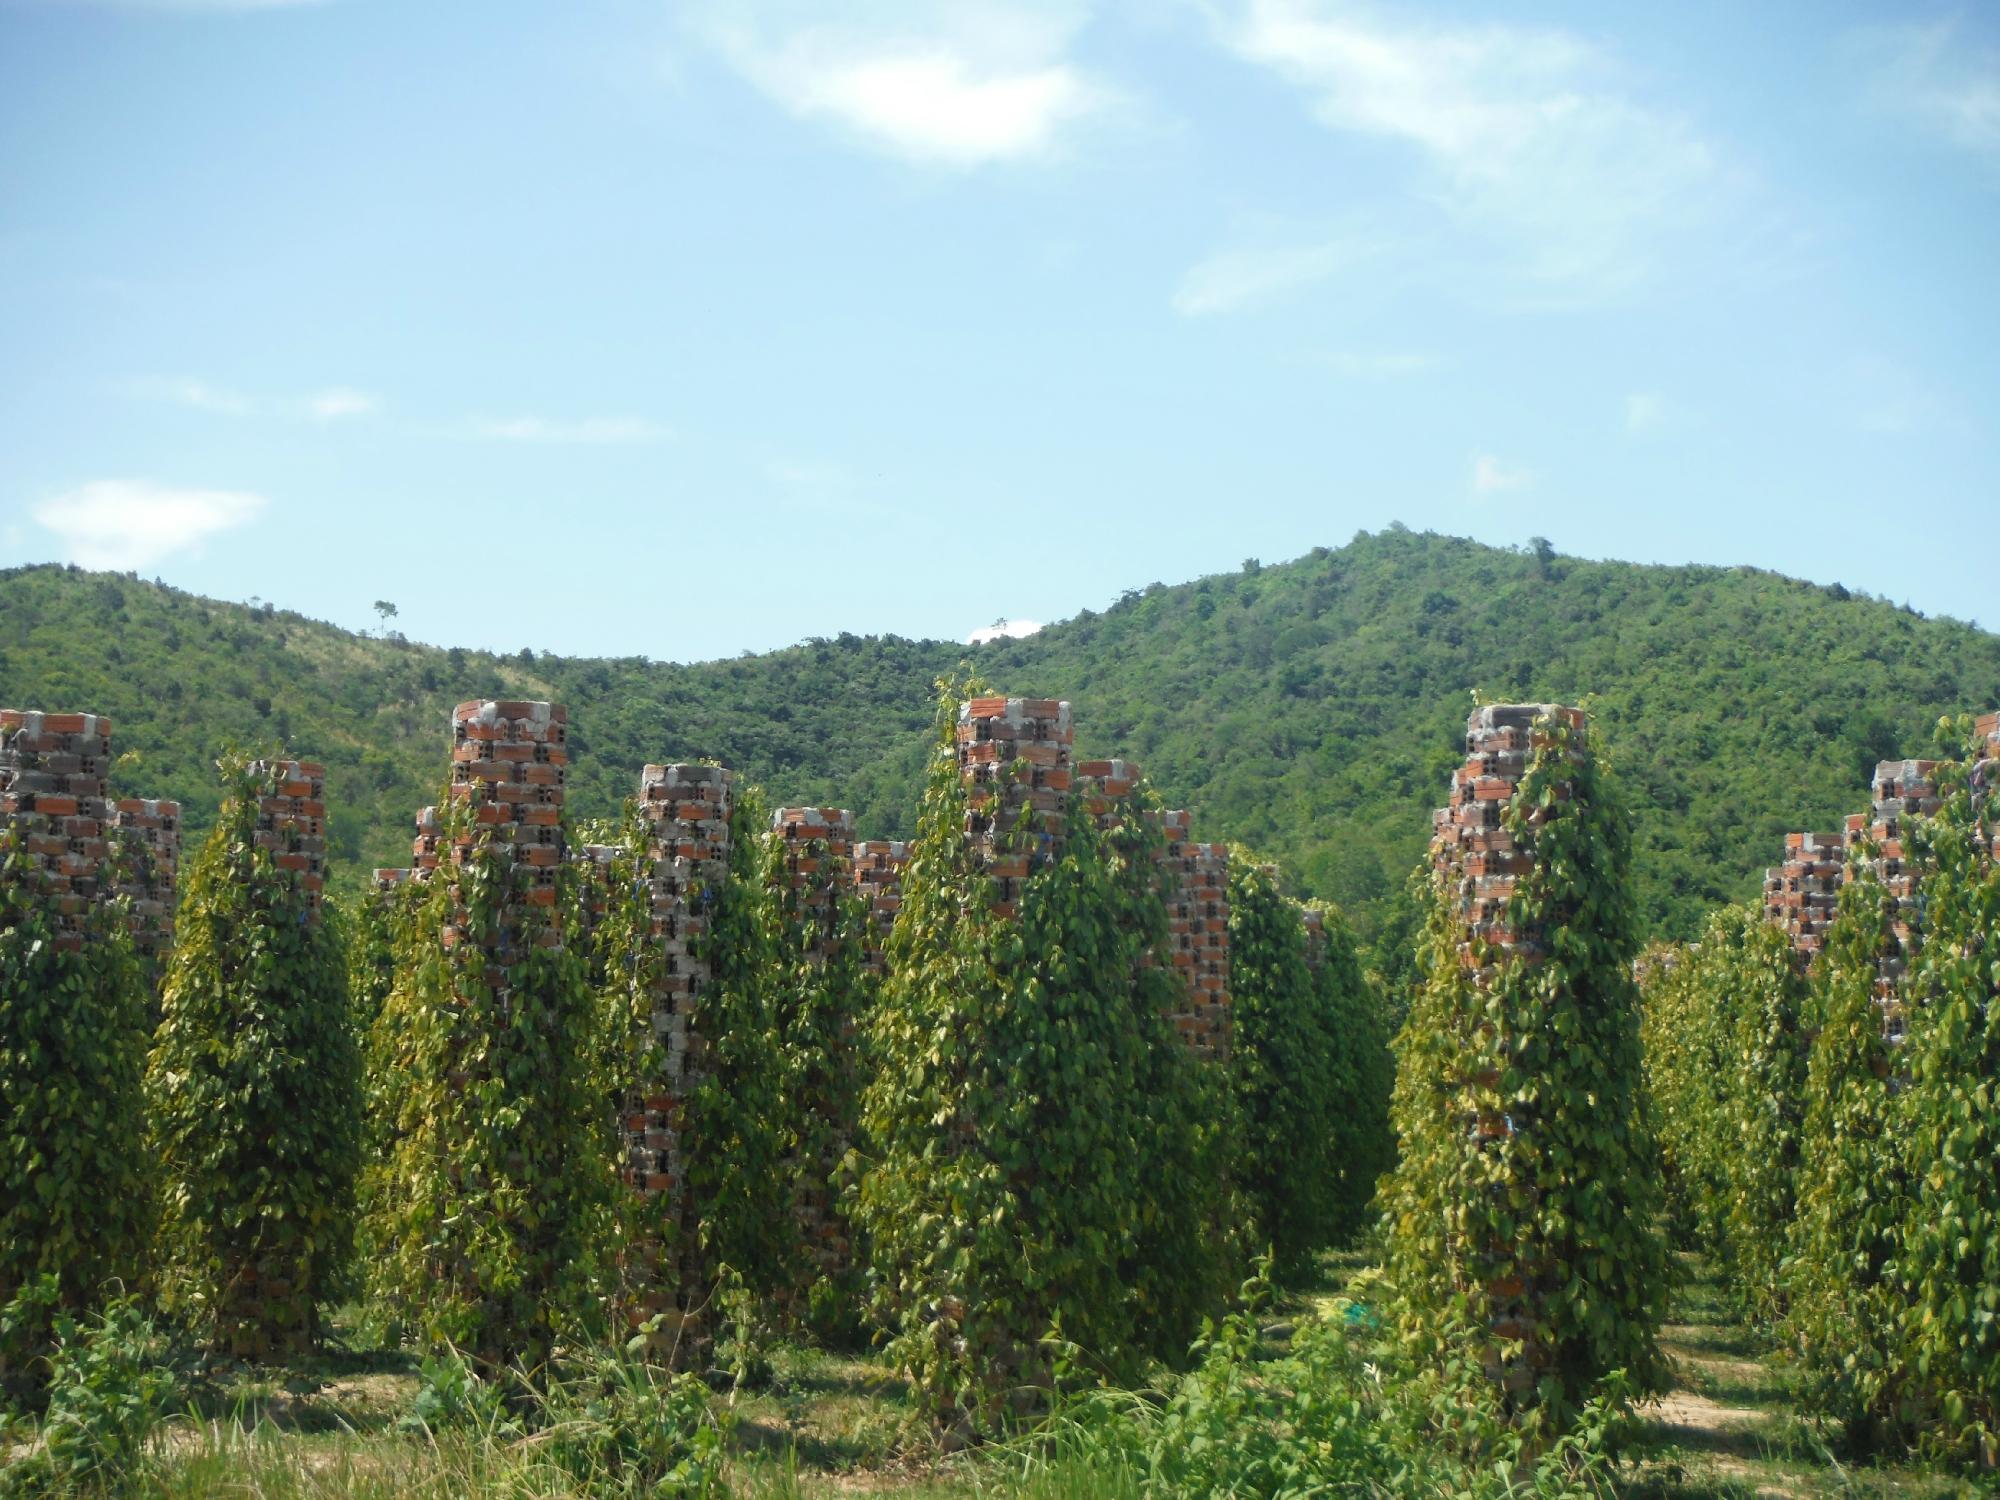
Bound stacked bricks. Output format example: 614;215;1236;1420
1427;702;1589;1398
956;696;1072;918
0;710;115;951
851;839;909;972
626;762;733;1348
444;702;568;999
771;807;860;1295
1761;832;1844;965
1977;712;2000;859
249;760;327;920
570;843;621;945
1075;758;1143;832
111;797;180;966
1157;809;1232;1062
1845;758;1943;1046
411;805;442;874
372;865;418;893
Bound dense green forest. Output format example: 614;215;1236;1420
4;527;1996;941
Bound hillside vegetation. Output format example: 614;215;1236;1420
4;527;1996;940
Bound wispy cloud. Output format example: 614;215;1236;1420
1624;392;1668;433
127;376;380;422
1172;234;1380;316
33;479;266;570
462;415;668;445
1853;18;2000;162
1208;0;1720;297
1317;350;1438;379
1471;454;1533;494
696;1;1113;167
57;0;327;10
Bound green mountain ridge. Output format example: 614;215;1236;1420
5;528;1996;942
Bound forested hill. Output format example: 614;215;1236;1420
5;528;1997;942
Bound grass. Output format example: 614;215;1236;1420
3;1254;1976;1498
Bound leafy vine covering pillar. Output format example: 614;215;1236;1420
150;757;359;1357
1384;702;1664;1431
1157;810;1232;1061
110;796;179;980
1846;758;1944;1045
368;700;608;1369
0;708;149;1370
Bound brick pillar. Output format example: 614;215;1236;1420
1075;758;1142;832
0;710;115;952
570;843;620;946
1428;701;1588;1396
110;797;179;970
1156;810;1232;1062
1845;758;1942;1047
412;806;441;875
1761;832;1842;966
772;807;855;958
956;696;1072;917
628;763;732;1344
248;760;326;922
1976;712;1999;859
851;840;908;972
771;806;859;1296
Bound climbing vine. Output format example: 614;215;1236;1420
1305;898;1396;1247
147;755;362;1356
1381;710;1665;1436
854;682;1188;1428
1225;859;1345;1282
0;825;150;1383
362;788;612;1371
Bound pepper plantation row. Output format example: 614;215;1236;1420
0;687;1393;1421
1642;709;2000;1469
5;679;1997;1484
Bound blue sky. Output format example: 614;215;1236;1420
1;0;1994;661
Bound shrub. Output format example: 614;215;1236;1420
0;828;151;1385
147;756;362;1357
1306;899;1397;1245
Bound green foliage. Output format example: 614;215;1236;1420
10;531;1997;939
854;686;1201;1426
1783;867;1909;1447
1306;900;1397;1245
1224;862;1344;1281
1045;1268;1627;1498
363;792;613;1370
1382;711;1666;1434
147;756;362;1356
398;1345;728;1499
1894;735;2000;1465
0;826;151;1381
765;836;874;1335
0;1278;173;1499
1637;907;1807;1322
680;788;794;1309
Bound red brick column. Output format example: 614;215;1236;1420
772;806;855;959
851;839;908;973
1761;832;1842;965
1845;758;1942;1046
1157;810;1232;1062
249;760;327;922
628;763;732;1345
1428;701;1588;1396
0;710;114;951
956;696;1072;917
111;797;179;969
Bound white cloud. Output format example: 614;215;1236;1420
132;376;253;416
968;618;1044;644
33;479;266;570
1210;0;1719;296
1172;235;1380;315
304;387;378;421
1318;350;1438;379
1471;454;1532;494
1624;392;1667;433
464;416;667;445
128;376;380;421
699;2;1111;166
1856;19;2000;161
